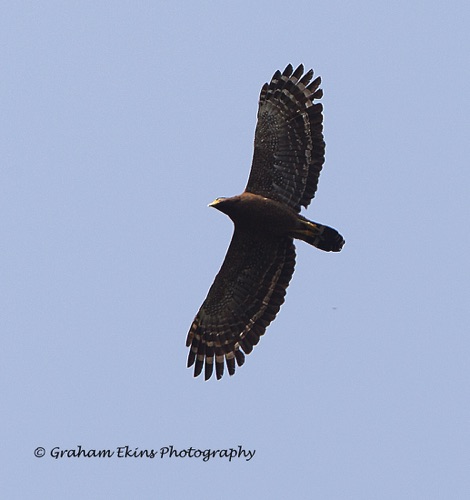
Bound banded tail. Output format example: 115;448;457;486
290;216;345;252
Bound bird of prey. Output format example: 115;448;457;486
186;64;344;380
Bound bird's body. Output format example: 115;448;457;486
210;194;298;236
186;64;344;380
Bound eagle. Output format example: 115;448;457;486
186;64;344;380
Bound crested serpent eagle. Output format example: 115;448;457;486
186;64;344;380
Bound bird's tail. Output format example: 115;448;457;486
290;216;345;252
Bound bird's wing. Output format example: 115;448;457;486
186;229;295;380
245;64;325;212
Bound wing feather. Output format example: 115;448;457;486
186;229;295;380
245;64;325;211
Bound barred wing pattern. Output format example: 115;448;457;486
246;64;325;212
186;231;295;380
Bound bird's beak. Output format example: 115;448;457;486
208;198;222;208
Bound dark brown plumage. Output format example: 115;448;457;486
186;64;344;380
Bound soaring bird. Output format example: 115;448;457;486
186;64;344;380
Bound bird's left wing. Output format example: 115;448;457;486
245;64;325;212
186;229;295;380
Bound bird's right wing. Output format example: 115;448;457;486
186;229;295;380
245;64;325;212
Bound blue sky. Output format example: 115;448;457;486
2;1;470;498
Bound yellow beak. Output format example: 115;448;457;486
208;198;222;208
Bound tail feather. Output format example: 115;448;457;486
290;217;344;252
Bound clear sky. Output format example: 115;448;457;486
2;1;470;498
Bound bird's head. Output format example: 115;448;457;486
208;196;241;218
208;197;227;209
